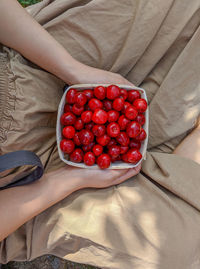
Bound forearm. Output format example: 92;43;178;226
173;126;200;165
0;168;79;242
0;0;81;84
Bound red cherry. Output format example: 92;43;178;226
120;89;128;100
106;85;120;100
81;111;93;123
92;124;106;137
128;90;141;102
121;153;129;163
94;86;106;100
60;139;75;154
75;92;87;106
126;149;142;163
107;139;117;148
85;103;91;111
60;112;76;126
107;110;120;122
70;148;84;163
135;113;146;125
82;141;95;152
92;108;108;124
97;154;111;169
133;98;147;113
113;98;125;111
66;88;77;104
73;132;81;146
120;146;129;154
83;89;94;100
103;99;112;111
125;105;138;120
92;144;103;156
62;126;75;139
108;145;121;158
64;104;73;113
79;129;94;145
129;139;141;149
74;118;84;130
85;122;94;131
121;101;131;114
116;132;130;146
84;152;96;166
88;98;103;111
118;115;130;130
135;128;147;141
107;122;120;137
96;134;111;146
126;121;141;138
111;155;121;163
72;104;84;115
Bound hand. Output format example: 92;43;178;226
53;164;141;192
68;62;134;86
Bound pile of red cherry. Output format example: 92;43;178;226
60;85;147;169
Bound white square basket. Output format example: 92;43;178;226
57;84;149;169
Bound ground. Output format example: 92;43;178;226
2;1;100;268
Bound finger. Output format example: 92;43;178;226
114;164;141;184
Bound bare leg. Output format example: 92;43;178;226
173;118;200;165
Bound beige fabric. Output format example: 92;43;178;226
0;0;200;268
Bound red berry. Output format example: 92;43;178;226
70;148;84;163
74;118;84;130
81;111;93;123
106;85;120;100
84;152;96;166
60;139;75;154
66;88;77;104
60;112;76;125
88;98;103;111
72;104;84;115
111;155;121;162
92;144;103;156
128;90;141;102
108;145;121;158
118;115;130;130
62;126;75;139
121;153;129;163
92;124;106;137
135;113;146;125
94;86;106;100
92;108;108;124
125;105;138;120
126;121;141;138
116;132;130;146
126;149;142;163
107;139;117;147
73;132;81;146
121;101;131;114
79;129;94;145
85;103;91;111
107;110;120;122
75;92;87;106
135;128;147;141
82;141;95;152
113;98;124;111
129;139;141;149
107;122;120;137
97;154;111;169
120;89;128;100
85;122;94;131
96;134;111;146
83;89;94;100
103;99;112;111
120;145;129;154
133;98;147;113
64;104;73;113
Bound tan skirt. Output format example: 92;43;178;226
0;0;200;268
